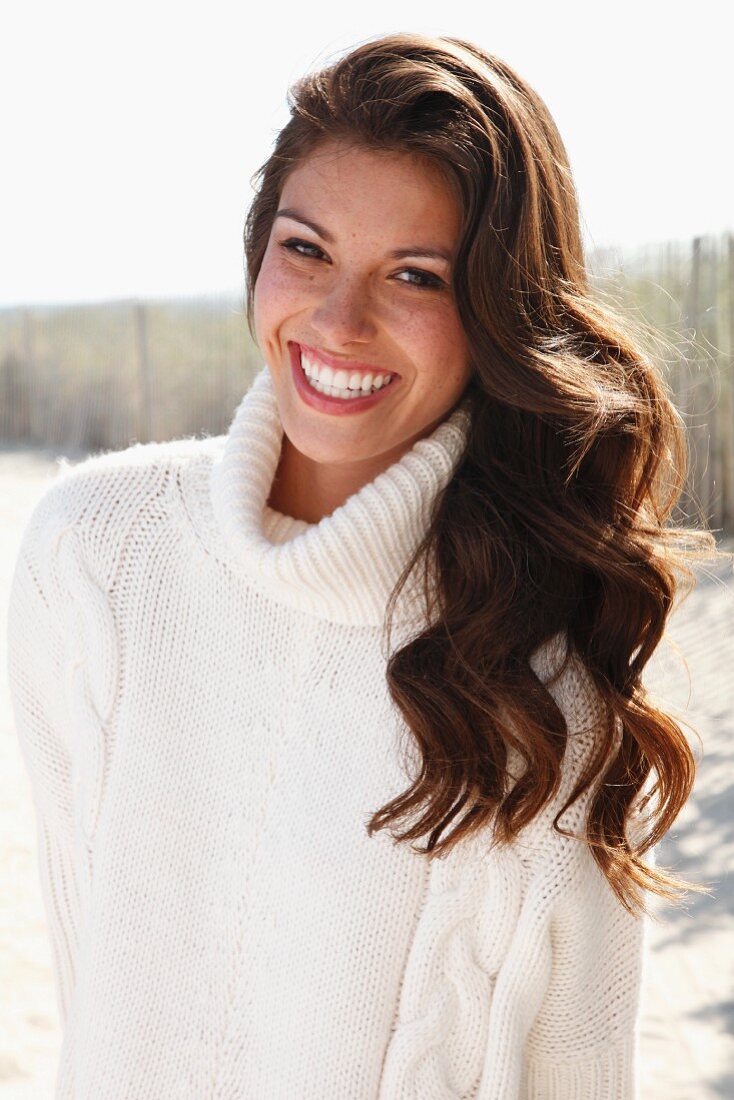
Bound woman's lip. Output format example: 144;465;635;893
288;342;400;415
295;341;399;378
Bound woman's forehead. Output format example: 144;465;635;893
279;144;461;239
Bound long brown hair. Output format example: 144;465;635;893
243;32;728;918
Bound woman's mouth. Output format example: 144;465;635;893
289;342;400;416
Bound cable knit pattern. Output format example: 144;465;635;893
6;362;654;1098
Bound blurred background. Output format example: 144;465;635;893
1;1;732;1097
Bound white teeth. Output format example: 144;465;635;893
299;348;395;399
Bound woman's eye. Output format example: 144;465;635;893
394;268;445;290
279;238;326;260
278;238;445;291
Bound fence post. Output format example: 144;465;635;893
135;300;153;444
724;233;734;532
702;236;719;531
678;238;700;525
22;307;40;443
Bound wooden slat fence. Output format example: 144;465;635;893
1;231;732;532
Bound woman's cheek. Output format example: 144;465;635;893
398;303;453;350
257;254;293;301
254;259;304;335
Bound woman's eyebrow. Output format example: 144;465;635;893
274;208;452;263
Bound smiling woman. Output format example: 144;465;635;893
7;29;726;1100
253;140;473;520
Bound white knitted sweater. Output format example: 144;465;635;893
7;363;654;1099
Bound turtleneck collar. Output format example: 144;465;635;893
209;363;473;627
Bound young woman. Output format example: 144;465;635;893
7;31;722;1099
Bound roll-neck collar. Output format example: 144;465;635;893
209;363;472;627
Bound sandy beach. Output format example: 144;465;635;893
1;445;732;1099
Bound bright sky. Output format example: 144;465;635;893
2;0;730;308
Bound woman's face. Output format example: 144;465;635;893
253;139;473;469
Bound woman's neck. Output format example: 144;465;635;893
266;433;406;524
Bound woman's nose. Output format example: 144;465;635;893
309;278;378;346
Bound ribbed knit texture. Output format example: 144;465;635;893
6;362;655;1098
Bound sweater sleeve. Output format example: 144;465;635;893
522;830;655;1098
377;636;656;1100
6;481;83;1028
520;639;657;1099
